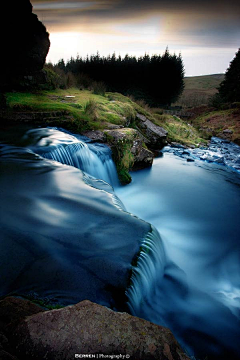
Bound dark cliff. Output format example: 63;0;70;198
0;0;50;89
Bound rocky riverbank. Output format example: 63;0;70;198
164;136;240;173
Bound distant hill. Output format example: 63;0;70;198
175;74;224;108
184;74;225;90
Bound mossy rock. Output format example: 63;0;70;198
104;128;153;184
118;169;132;184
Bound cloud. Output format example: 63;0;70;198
32;0;240;33
32;0;240;19
34;1;97;10
32;0;240;75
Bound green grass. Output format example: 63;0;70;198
5;87;207;147
5;88;138;132
6;90;84;117
152;113;207;146
5;89;147;135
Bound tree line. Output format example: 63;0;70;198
50;49;185;107
210;48;240;107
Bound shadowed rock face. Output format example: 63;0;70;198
3;298;190;360
0;297;44;360
1;0;50;89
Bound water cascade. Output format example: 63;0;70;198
22;128;119;187
126;225;167;317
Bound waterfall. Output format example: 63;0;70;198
126;225;167;317
23;128;119;187
43;142;118;186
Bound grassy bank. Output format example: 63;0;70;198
152;112;207;146
3;88;208;183
5;89;135;133
5;88;206;147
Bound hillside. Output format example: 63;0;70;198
175;74;224;108
185;74;224;90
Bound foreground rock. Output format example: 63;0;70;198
3;298;190;360
136;113;168;149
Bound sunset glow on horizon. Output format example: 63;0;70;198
32;0;240;76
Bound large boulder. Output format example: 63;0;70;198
136;113;168;149
12;300;190;360
0;0;50;89
131;137;155;170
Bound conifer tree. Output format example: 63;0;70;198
218;48;240;102
63;49;185;106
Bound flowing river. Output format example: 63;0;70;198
0;126;239;360
115;152;240;360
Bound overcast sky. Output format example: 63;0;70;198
31;0;240;76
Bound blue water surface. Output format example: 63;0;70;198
116;152;240;360
1;125;240;360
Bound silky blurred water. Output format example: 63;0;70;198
0;129;150;310
22;127;120;187
1;125;240;359
116;153;240;360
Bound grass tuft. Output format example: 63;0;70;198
84;99;99;120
